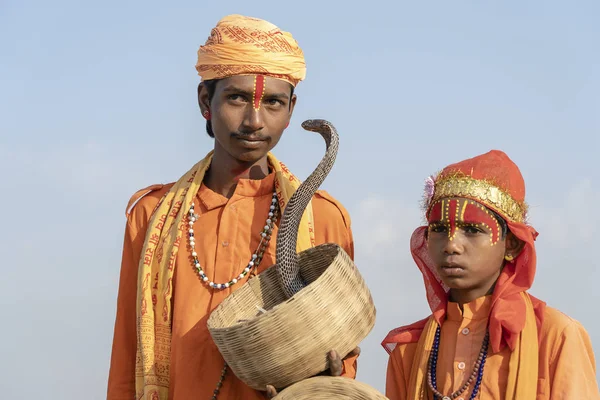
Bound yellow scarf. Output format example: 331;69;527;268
407;292;539;399
134;151;316;399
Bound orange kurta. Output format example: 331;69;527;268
107;172;358;400
386;296;600;400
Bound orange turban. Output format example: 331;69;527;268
195;14;306;87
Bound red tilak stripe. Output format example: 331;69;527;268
448;199;458;239
254;75;265;110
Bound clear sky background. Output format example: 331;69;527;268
1;0;598;398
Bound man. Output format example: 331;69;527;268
107;14;359;400
382;150;599;399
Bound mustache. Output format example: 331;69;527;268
230;132;268;141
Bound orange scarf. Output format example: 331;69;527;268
134;151;316;399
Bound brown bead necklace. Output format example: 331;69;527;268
427;325;490;400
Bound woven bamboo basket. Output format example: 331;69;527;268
207;119;376;391
274;376;389;399
207;243;376;390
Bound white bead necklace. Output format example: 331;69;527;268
187;191;280;290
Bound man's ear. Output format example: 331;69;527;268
288;93;297;117
198;83;210;114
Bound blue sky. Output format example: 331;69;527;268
1;0;598;398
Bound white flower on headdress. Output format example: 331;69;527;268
424;175;435;202
421;175;436;215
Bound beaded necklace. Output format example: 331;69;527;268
186;190;280;398
187;191;280;290
427;325;489;400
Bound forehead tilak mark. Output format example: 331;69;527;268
252;75;266;111
429;199;502;245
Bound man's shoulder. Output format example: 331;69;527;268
125;182;175;221
312;190;351;229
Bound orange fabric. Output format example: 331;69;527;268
386;299;600;399
437;150;527;207
107;172;357;400
195;15;306;87
393;293;542;400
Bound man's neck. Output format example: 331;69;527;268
203;147;270;198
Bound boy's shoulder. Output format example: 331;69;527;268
382;316;432;355
542;306;580;329
540;305;587;342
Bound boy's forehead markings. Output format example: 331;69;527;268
428;198;502;245
460;199;468;220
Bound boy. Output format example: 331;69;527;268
382;150;599;399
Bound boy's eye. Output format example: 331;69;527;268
463;225;482;234
429;224;447;233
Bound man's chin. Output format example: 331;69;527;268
232;148;269;164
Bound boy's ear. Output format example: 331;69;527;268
505;232;525;259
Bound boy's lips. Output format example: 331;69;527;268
440;262;466;277
441;261;464;269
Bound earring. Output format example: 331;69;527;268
203;110;211;120
504;254;514;262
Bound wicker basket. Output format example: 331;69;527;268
207;243;376;390
274;376;389;399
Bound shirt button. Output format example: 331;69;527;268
222;241;229;247
457;362;466;370
462;328;470;335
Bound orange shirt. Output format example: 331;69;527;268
107;172;358;400
386;296;599;400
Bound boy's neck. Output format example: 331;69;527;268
449;284;496;309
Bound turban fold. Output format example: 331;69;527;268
195;14;306;87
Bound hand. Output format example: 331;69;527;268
322;347;360;377
265;347;361;398
265;385;278;399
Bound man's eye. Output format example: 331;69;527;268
227;94;246;102
266;98;284;106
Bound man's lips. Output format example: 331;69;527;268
233;135;268;149
232;133;267;142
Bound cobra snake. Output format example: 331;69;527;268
275;119;339;299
